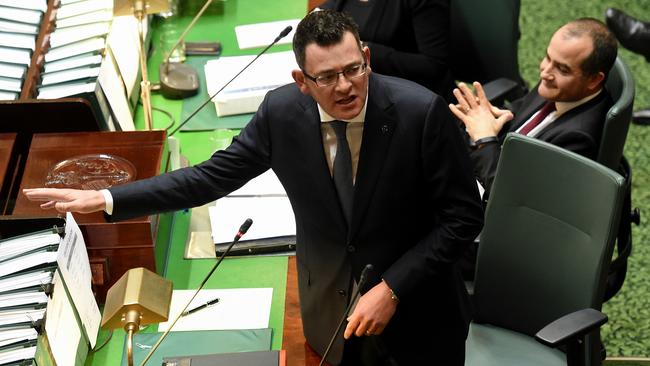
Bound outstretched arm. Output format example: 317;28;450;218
22;188;106;214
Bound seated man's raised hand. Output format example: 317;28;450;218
449;81;513;142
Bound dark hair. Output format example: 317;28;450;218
292;9;363;69
565;18;618;80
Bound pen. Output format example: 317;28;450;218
181;297;220;317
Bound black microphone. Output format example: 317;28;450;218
169;25;294;136
275;25;293;42
318;264;374;366
235;218;254;241
139;218;253;366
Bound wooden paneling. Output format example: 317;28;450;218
11;130;167;302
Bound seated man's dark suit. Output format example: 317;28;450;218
107;73;484;365
472;86;613;193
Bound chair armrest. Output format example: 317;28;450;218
535;308;608;347
483;78;526;106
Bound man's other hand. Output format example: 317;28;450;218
343;280;398;339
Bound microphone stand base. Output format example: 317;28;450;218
160;62;200;99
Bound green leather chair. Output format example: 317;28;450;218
597;56;638;302
466;134;626;366
449;0;527;104
598;56;635;171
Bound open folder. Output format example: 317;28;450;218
123;328;273;366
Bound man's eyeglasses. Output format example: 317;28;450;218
303;63;367;87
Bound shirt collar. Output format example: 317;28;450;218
554;89;602;117
318;88;369;123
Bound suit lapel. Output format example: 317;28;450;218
298;97;350;230
350;75;396;240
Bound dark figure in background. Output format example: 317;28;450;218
318;0;456;101
606;7;650;125
449;18;617;195
24;10;483;366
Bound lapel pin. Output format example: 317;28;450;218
381;124;389;134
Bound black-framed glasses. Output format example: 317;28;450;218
303;63;367;87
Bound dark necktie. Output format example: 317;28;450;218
519;101;556;136
330;121;354;225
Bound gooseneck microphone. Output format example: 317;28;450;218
139;218;254;366
168;25;294;135
318;264;374;366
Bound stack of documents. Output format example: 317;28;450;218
0;213;100;366
209;169;296;255
204;51;298;117
0;0;46;101
34;0;137;131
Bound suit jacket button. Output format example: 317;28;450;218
338;289;347;296
347;245;356;253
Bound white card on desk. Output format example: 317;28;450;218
157;288;273;332
235;19;300;50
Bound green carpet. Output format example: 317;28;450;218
519;0;650;358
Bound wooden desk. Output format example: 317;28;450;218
12;131;168;302
283;256;330;366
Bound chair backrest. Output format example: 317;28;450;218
448;0;526;89
598;56;635;171
473;134;625;337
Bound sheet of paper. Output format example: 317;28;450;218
0;90;16;100
228;169;286;196
44;53;103;73
0;290;48;308
45;271;82;366
204;51;297;116
157;288;273;332
99;49;135;131
209;196;296;244
0;63;26;79
0;251;58;278
56;0;113;19
49;22;110;48
0;269;53;293
0;20;38;34
0;32;35;50
0;308;45;327
0;0;47;12
0;231;59;262
0;345;36;364
55;9;113;28
235;19;300;49
0;5;42;24
45;37;105;63
0;46;31;65
56;213;100;347
107;15;144;102
37;80;96;99
41;65;101;86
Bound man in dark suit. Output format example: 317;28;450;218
24;10;483;365
449;18;617;194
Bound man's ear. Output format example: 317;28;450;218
292;69;311;95
363;45;371;73
587;71;606;91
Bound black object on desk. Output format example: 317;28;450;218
186;41;222;56
181;297;220;317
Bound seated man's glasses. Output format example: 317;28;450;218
303;63;367;87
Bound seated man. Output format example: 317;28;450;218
449;17;617;195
